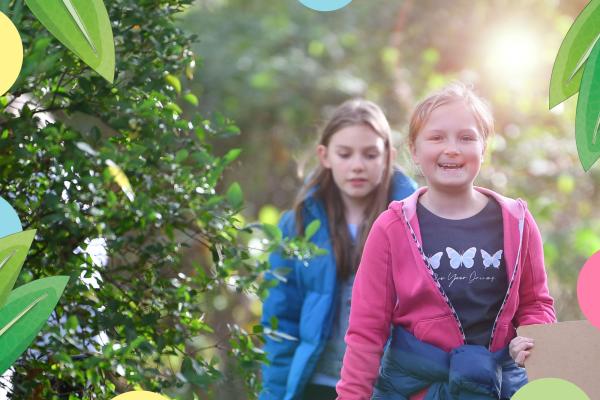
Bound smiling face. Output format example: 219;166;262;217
411;100;486;194
318;124;389;207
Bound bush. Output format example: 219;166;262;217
0;1;291;398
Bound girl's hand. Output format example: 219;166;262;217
509;336;534;367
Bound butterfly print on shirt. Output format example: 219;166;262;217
427;251;443;269
445;247;477;269
481;249;503;269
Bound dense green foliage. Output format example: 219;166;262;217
0;0;322;398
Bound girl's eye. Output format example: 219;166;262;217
462;136;476;141
365;153;380;159
429;135;442;141
338;153;351;159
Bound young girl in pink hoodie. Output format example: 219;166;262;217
336;83;556;400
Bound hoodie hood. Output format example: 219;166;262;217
390;186;525;222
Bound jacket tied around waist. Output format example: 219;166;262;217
372;326;528;400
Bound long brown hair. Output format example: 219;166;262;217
293;99;395;280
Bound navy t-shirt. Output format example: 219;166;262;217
417;197;508;346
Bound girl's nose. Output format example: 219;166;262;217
444;140;460;155
351;156;366;170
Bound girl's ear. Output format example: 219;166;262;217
317;144;330;168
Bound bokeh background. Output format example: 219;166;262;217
1;0;598;399
181;0;592;320
176;0;597;396
181;0;600;394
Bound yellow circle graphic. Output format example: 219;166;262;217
0;11;23;96
111;391;169;400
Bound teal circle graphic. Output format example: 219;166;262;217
512;378;589;400
297;0;353;12
0;196;22;238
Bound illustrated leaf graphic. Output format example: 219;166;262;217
0;196;22;239
24;0;115;82
0;293;48;337
0;230;36;309
575;36;600;171
0;276;69;375
549;0;600;108
61;0;97;53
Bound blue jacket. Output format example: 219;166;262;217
372;326;527;400
260;170;417;400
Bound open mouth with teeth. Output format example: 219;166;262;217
438;163;464;170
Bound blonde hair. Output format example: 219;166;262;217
294;99;394;280
408;82;494;148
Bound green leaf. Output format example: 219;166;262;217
304;219;321;240
0;230;36;309
223;148;241;165
175;149;189;163
165;102;183;115
0;0;10;13
576;36;600;171
165;74;182;94
269;316;278;331
0;276;69;375
262;224;282;242
181;357;212;388
106;160;135;202
549;0;600;108
66;315;79;332
184;92;199;106
4;0;23;24
24;0;115;82
226;182;243;208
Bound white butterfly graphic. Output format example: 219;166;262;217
426;252;443;269
481;249;503;269
446;247;476;269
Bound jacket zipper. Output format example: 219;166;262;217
400;200;526;350
487;200;525;350
400;205;467;344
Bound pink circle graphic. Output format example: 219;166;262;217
577;250;600;330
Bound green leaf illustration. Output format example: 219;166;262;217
24;0;115;83
549;0;600;109
576;36;600;171
0;276;69;375
0;230;36;309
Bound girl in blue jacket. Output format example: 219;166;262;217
260;99;417;400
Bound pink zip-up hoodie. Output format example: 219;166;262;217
336;187;556;400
